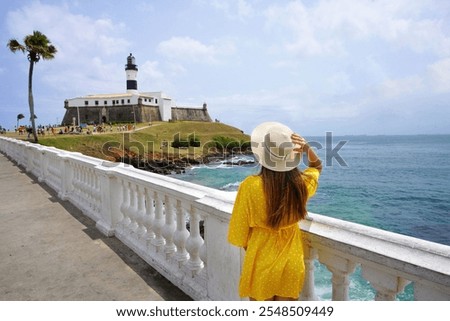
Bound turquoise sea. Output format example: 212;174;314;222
171;135;450;300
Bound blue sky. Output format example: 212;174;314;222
1;0;450;135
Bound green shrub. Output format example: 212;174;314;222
171;135;189;148
188;133;201;147
212;136;249;152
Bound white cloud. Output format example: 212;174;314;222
140;61;164;80
204;0;254;20
428;58;450;93
379;76;423;99
6;2;130;95
209;84;361;123
6;3;129;57
264;1;345;56
326;72;355;96
264;0;450;57
157;36;235;64
138;60;175;92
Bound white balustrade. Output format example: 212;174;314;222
162;195;177;258
300;245;318;301
361;265;410;300
128;183;139;235
143;188;155;243
135;185;147;241
185;207;205;277
1;136;450;301
318;251;357;301
173;200;190;268
151;191;166;251
119;179;131;234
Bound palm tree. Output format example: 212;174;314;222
16;113;25;130
7;30;57;142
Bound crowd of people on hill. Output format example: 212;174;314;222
12;123;137;138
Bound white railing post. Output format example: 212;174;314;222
25;145;33;172
58;154;72;201
143;187;156;247
151;191;165;251
173;200;190;268
414;281;450;301
185;206;204;277
119;179;131;234
193;194;242;300
319;251;357;301
95;163;123;237
361;265;410;300
300;243;318;301
128;183;139;235
135;185;147;241
38;149;48;183
162;195;176;259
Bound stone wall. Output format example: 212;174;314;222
62;105;162;125
62;104;211;125
171;106;212;122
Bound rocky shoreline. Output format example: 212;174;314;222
117;151;255;175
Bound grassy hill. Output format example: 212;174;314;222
29;121;251;162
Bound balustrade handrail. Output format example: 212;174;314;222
302;213;450;285
1;136;449;301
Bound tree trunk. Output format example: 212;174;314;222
28;60;38;143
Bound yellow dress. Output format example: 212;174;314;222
227;168;320;300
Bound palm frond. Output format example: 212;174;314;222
7;39;26;53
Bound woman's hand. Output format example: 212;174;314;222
291;133;308;153
291;133;322;172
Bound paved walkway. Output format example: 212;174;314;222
0;152;191;301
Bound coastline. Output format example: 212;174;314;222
115;149;255;175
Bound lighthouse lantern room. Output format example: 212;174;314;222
125;53;138;93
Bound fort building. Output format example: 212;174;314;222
62;53;212;126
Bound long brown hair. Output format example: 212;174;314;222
260;167;309;228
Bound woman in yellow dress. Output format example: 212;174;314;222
228;122;322;301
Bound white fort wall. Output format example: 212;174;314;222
1;136;449;301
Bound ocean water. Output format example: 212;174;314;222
171;135;450;300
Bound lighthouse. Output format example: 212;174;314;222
125;53;138;94
62;53;212;125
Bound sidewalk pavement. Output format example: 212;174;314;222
0;152;191;301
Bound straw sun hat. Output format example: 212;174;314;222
250;122;301;172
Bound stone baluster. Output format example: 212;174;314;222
186;206;204;276
198;211;207;270
72;164;79;191
73;164;82;203
173;200;190;268
128;183;139;235
318;251;357;301
58;155;73;201
95;172;102;215
361;265;410;300
38;150;47;183
162;195;177;259
87;169;94;211
143;188;155;245
414;281;450;301
92;170;99;214
73;164;79;188
80;166;87;195
135;185;147;239
151;191;165;251
78;167;86;212
93;170;101;205
300;244;318;301
119;179;131;232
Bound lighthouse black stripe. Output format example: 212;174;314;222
127;80;137;90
